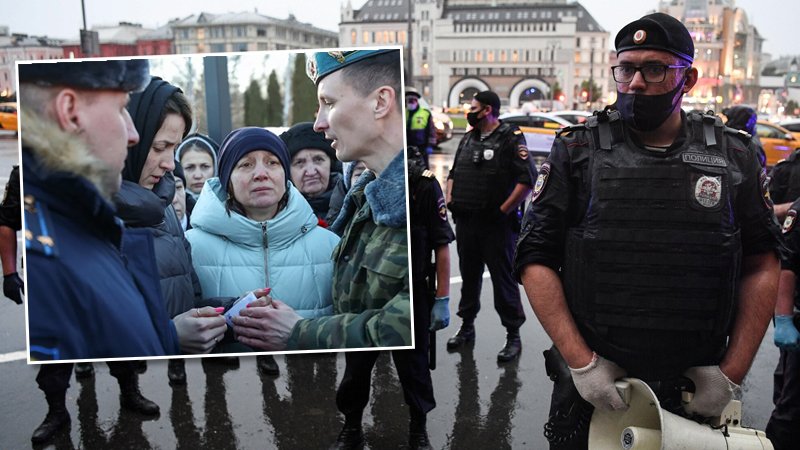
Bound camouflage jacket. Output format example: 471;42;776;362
287;151;411;349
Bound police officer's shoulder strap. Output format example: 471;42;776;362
583;107;623;151
421;169;435;179
24;194;59;258
688;110;725;149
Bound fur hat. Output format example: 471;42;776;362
18;59;150;92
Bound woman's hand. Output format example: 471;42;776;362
173;307;227;354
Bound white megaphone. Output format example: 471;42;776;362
588;378;774;450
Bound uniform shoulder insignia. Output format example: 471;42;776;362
421;169;435;179
775;158;787;166
513;129;522;135
24;195;59;258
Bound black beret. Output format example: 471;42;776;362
615;12;694;63
474;90;501;112
18;59;150;92
280;122;336;162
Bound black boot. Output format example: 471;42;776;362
446;321;475;350
497;329;522;362
167;359;186;386
329;415;364;450
74;363;94;380
118;375;159;416
409;410;432;450
31;394;70;444
257;355;280;376
132;360;147;374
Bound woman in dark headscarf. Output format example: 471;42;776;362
280;122;342;225
116;77;204;386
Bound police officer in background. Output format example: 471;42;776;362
514;13;781;448
0;165;22;304
445;90;535;362
769;148;800;221
405;86;437;168
767;198;800;450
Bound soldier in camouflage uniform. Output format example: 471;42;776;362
229;49;410;447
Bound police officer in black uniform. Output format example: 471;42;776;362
766;199;800;450
445;90;535;362
514;13;782;449
332;147;454;450
0;165;22;304
769;148;800;221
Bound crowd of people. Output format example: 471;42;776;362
2;10;799;450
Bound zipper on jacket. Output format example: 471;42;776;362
261;222;270;288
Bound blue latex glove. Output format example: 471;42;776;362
429;296;449;331
425;146;434;155
774;315;800;351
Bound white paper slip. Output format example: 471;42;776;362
224;292;257;327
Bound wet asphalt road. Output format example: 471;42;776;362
0;133;782;449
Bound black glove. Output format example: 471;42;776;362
3;272;23;305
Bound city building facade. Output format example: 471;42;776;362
0;27;63;97
341;0;610;111
658;0;764;110
62;22;156;58
171;12;338;54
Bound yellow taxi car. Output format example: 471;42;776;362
498;112;573;168
0;102;17;133
756;120;799;167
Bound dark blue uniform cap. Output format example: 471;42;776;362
306;49;396;85
18;59;150;92
615;12;694;63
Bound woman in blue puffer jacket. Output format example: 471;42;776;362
186;127;339;376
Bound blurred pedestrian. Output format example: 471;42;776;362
172;162;191;230
724;105;766;168
327;159;367;224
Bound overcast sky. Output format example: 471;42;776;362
5;0;795;58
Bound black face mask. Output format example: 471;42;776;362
466;107;485;127
616;77;686;131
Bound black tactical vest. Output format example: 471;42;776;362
450;122;516;213
563;112;741;341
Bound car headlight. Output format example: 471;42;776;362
434;121;445;130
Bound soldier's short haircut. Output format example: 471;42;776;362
338;51;402;111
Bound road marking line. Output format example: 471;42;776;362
0;350;27;363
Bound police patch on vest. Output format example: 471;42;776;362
483;149;494;160
682;152;727;168
531;162;550;203
694;176;722;208
518;145;529;160
783;210;797;234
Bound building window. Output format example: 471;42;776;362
363;31;370;43
257;28;266;37
351;29;357;45
476;50;482;62
234;42;248;52
421;26;429;42
487;50;494;62
576;37;581;48
399;30;406;45
500;50;507;62
210;43;226;52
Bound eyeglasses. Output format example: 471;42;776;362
611;64;689;83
